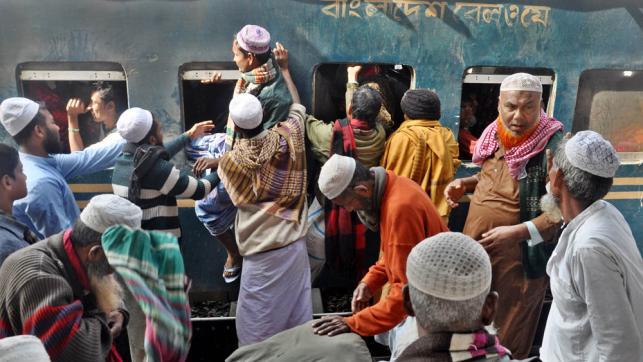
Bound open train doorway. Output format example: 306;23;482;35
179;62;239;135
312;63;415;131
16;62;128;154
457;67;555;160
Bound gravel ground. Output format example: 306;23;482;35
322;289;352;313
191;300;231;318
191;289;353;317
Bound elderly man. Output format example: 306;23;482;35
380;89;460;223
217;91;311;345
399;232;512;361
313;155;447;338
0;97;124;239
0;144;38;266
540;131;643;361
0;194;142;362
444;73;563;357
307;85;387;282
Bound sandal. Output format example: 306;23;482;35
223;265;241;284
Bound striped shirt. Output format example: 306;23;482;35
112;134;219;238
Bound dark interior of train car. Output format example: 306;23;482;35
182;80;236;134
180;62;239;134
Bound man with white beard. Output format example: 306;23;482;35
540;131;643;361
0;194;142;362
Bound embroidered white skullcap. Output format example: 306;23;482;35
407;232;492;301
0;97;40;136
564;130;619;178
229;93;263;130
80;194;142;233
318;154;356;200
500;72;542;93
0;335;50;362
117;107;153;143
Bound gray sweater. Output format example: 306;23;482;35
0;232;113;362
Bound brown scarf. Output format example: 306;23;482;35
219;120;307;223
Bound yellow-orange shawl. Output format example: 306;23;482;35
380;120;460;218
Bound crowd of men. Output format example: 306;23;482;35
0;24;641;362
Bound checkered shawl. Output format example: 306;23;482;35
234;58;277;95
218;115;307;222
101;226;191;362
473;111;563;180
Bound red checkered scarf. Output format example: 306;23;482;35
324;118;371;282
473;111;563;179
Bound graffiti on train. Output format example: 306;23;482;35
320;0;551;28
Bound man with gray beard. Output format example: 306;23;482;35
0;194;142;362
398;232;512;361
540;131;643;361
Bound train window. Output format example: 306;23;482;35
458;67;555;160
16;62;128;153
573;69;643;163
179;62;239;134
312;63;415;129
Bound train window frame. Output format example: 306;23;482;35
15;62;129;153
572;69;643;163
178;62;239;134
457;66;556;161
311;62;416;125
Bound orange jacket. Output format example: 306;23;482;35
344;171;448;336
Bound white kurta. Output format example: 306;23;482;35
541;200;643;362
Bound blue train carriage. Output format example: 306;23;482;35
0;0;641;357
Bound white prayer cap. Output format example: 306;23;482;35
407;232;492;301
0;97;40;136
564;130;620;178
80;194;142;233
0;335;50;362
500;73;542;93
117;107;154;143
318;154;356;200
229;93;263;130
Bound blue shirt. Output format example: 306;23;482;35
0;210;37;267
13;140;124;239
